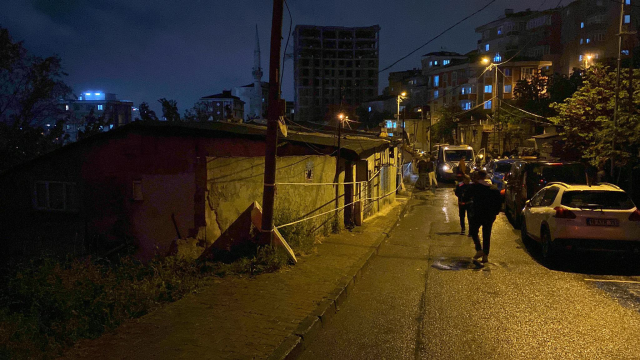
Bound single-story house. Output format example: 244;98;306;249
0;121;395;261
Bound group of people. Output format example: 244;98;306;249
453;160;502;264
415;156;438;191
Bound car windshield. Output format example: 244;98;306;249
561;191;635;210
530;163;587;184
444;150;473;162
495;163;512;173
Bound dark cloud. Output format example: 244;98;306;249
1;0;557;115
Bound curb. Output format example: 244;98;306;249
267;194;413;360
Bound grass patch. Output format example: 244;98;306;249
0;245;286;360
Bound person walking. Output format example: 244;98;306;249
427;156;438;190
467;170;501;263
415;156;429;190
454;173;471;235
457;159;467;178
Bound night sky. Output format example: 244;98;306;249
1;0;565;116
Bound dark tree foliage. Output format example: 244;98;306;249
512;69;583;117
433;104;462;144
355;105;394;130
0;27;72;171
183;101;212;122
158;98;180;122
77;108;107;141
138;102;158;122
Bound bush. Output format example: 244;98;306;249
0;247;286;360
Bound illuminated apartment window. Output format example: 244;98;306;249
485;44;490;51
622;50;630;55
484;85;493;93
65;105;69;111
494;53;502;62
580;38;584;44
504;85;512;93
484;100;492;109
580;22;584;28
434;90;439;99
504;68;511;76
579;55;584;61
97;105;103;110
434;75;440;87
625;15;631;24
443;59;450;65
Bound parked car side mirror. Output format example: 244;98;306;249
524;200;531;208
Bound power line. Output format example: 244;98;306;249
378;0;498;73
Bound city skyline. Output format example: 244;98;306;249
0;0;566;116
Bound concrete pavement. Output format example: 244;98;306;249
62;195;410;360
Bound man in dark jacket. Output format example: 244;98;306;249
467;170;501;263
454;174;471;235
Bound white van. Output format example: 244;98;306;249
436;145;475;181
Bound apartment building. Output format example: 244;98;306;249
293;25;380;123
62;92;133;142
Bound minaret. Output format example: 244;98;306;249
251;25;264;118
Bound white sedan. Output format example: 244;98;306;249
520;182;640;262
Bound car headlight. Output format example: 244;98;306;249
443;164;452;172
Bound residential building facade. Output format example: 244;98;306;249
199;90;245;122
62;92;133;143
294;25;380;123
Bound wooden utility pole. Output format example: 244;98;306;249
612;0;624;178
260;0;284;244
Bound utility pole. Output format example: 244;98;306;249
260;0;284;244
612;0;624;179
335;114;343;231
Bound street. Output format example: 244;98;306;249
299;184;640;360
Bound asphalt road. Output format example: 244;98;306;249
299;184;640;360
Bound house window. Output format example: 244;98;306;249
622;49;630;55
580;22;584;28
34;181;78;211
433;75;440;87
484;85;493;93
586;38;590;44
434;90;439;99
494;53;502;62
485;44;490;52
65;105;69;111
368;106;372;112
625;15;631;24
443;59;450;65
580;38;584;44
429;61;433;66
434;60;439;66
484;100;492;109
97;104;103;111
626;0;631;4
504;68;511;76
504;84;512;93
132;180;143;201
579;54;584;61
497;26;502;35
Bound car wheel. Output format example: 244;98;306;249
541;229;555;265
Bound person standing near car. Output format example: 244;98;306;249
427;156;438;190
467;170;501;263
454;173;471;235
415;156;429;190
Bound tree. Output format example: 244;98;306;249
158;98;180;122
183;101;212;122
77;108;107;141
432;104;462;144
550;64;640;170
139;102;158;122
0;27;72;171
355;105;394;130
512;69;583;117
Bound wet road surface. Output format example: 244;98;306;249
299;185;640;359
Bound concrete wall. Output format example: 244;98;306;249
205;155;344;240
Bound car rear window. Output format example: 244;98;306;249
531;163;587;185
561;191;636;210
495;163;512;173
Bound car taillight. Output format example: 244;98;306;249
554;206;576;219
500;189;505;196
630;209;640;221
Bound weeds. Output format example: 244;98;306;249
0;245;286;360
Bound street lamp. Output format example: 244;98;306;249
584;54;593;69
482;56;500;154
397;92;407;190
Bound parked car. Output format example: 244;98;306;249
521;182;640;262
435;145;475;181
504;160;587;228
485;159;517;191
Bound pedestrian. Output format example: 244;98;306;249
427;156;438;190
466;170;501;263
454;173;471;235
415;156;429;190
457;159;467;177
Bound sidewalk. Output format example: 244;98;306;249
63;195;410;360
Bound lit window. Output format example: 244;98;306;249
434;90;439;98
434;75;440;87
586;38;590;43
580;22;584;28
504;85;512;93
109;124;114;129
368;106;372;112
388;133;393;137
97;105;103;110
434;60;439;66
443;59;450;65
625;15;631;24
579;55;583;61
429;61;433;66
85;92;91;96
484;100;492;109
484;85;493;93
497;26;502;35
626;0;631;4
622;49;630;55
494;53;502;62
580;38;584;44
504;68;511;76
485;44;490;51
94;93;100;96
65;105;69;111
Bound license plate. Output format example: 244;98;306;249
586;218;619;227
